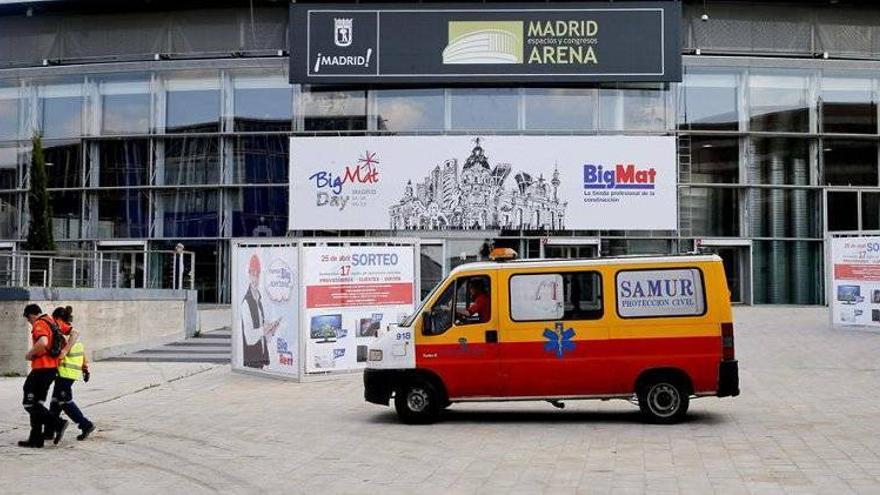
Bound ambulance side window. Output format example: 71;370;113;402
509;271;603;321
453;275;491;326
424;275;492;336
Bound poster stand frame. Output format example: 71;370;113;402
296;237;420;380
826;234;880;332
230;237;302;381
825;235;833;331
231;237;420;382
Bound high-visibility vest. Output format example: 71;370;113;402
58;342;85;381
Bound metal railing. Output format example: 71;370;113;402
0;249;195;291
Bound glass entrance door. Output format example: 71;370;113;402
97;243;145;288
0;242;13;287
702;245;750;304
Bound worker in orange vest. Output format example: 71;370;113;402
19;304;68;448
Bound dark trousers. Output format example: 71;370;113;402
243;335;269;369
50;377;92;431
22;368;62;445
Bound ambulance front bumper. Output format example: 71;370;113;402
364;368;396;406
717;360;740;397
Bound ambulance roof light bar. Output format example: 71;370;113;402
489;248;518;262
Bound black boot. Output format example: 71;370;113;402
77;424;95;441
53;420;69;445
17;440;43;448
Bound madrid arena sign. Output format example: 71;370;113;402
289;2;682;84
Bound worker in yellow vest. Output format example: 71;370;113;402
46;306;95;441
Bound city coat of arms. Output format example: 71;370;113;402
334;18;353;47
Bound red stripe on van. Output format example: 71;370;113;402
416;336;722;400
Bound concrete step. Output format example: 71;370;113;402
104;354;229;364
106;327;232;364
197;333;231;340
137;347;229;355
165;340;231;348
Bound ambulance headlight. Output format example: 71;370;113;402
368;349;383;361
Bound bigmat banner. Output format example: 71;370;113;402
289;135;677;231
302;245;416;373
830;237;880;330
231;242;299;377
289;3;681;84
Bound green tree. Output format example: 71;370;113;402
25;133;55;252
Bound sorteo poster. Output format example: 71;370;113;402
289;135;676;232
232;244;299;377
302;246;416;373
830;237;880;330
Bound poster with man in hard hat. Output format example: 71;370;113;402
233;245;299;377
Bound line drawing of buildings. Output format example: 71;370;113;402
389;138;567;230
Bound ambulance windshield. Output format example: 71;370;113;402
401;278;447;328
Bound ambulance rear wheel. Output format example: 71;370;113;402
638;377;690;424
395;380;441;424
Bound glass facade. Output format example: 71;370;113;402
0;82;21;140
165;73;221;134
98;76;151;135
749;70;810;133
232;73;292;132
679;68;739;131
450;88;519;130
3;53;879;304
39;82;84;139
525;88;595;131
376;89;444;132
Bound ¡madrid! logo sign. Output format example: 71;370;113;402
312;18;372;73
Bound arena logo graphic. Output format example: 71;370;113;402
308;151;380;211
389;138;568;230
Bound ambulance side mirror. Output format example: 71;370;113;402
422;311;433;335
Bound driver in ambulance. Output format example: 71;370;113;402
457;278;490;324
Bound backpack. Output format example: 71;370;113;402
38;316;66;358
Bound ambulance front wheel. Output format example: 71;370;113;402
394;380;441;424
637;376;690;424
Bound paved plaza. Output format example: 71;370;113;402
2;306;880;494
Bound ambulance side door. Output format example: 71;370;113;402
499;268;611;397
414;270;502;399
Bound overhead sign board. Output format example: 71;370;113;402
289;135;677;232
289;2;682;84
